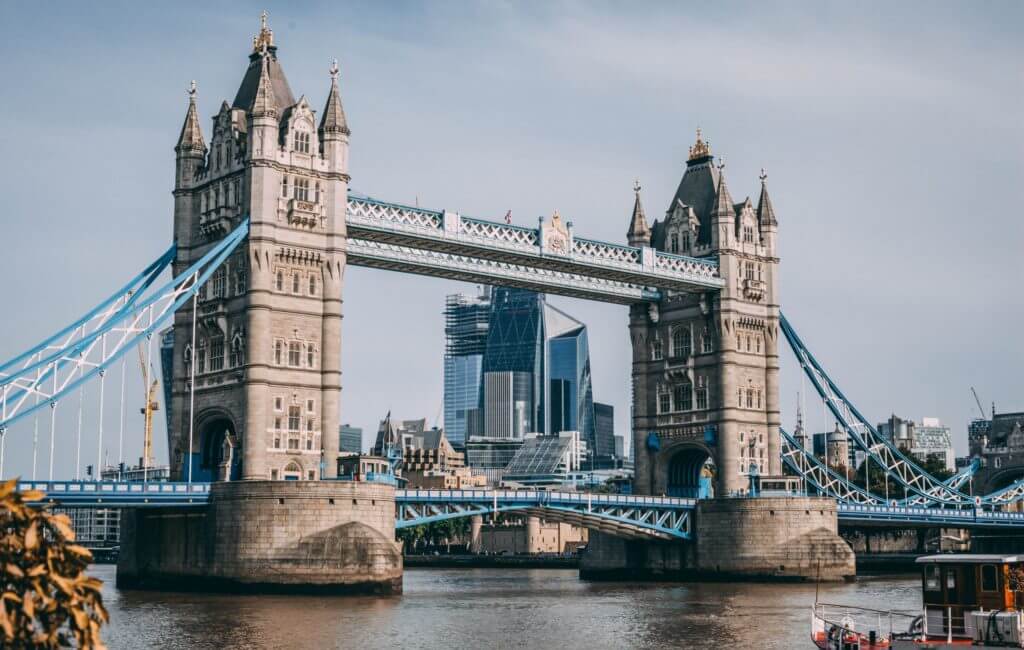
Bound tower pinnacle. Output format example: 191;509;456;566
688;127;711;161
627;178;651;247
253;10;274;53
320;57;350;136
175;80;205;155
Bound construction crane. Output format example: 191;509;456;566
138;344;159;470
971;386;990;420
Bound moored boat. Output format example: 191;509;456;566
812;554;1024;648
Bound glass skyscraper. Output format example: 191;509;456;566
443;288;491;447
445;286;598;459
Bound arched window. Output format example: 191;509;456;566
306;344;315;368
274;340;283;365
701;328;713;354
736;334;742;350
291;273;299;294
651;339;663;361
315;182;321;203
281;175;289;198
282;461;302;480
682;234;690;250
309;275;317;296
673;383;692;412
211;266;226;299
746;389;754;408
756;337;762;353
294;177;310;201
275;271;284;292
288;341;301;366
183;343;193;374
658;390;671;414
230;333;244;367
738;388;743;407
294;131;310;154
696;380;708;410
671;326;691;358
669;233;679;253
196;341;206;374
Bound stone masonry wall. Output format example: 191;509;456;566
118;481;401;594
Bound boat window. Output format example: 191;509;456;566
925;565;940;591
981;564;998;592
946;569;956;590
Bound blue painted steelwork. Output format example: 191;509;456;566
780;313;1024;507
394;489;694;540
18;480;211;508
0;220;249;431
838;503;1024;528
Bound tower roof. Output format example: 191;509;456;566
756;169;778;226
711;165;735;219
175;81;206;155
626;179;651;242
248;49;279;117
319;59;350;136
232;13;296;114
659;129;723;247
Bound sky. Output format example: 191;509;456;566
0;1;1020;478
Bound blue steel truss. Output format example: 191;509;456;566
396;489;694;540
17;480;211;508
780;313;1024;507
0;220;248;432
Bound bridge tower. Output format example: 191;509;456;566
168;16;348;481
629;131;781;497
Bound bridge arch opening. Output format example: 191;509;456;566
666;446;715;498
195;415;239;482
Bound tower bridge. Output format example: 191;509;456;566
2;14;1023;593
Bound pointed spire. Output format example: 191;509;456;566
688;127;711;161
756;168;778;226
252;10;274;53
627;178;651;246
711;164;734;219
249;48;278;117
175;80;206;155
319;58;350;136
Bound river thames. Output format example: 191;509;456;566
93;565;921;649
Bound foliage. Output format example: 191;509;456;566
397;516;472;551
0;479;108;649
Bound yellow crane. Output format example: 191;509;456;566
137;344;159;469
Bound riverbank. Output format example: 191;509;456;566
404;554;578;569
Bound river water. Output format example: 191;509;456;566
93;564;921;649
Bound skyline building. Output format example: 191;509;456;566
339;424;362;454
443;288;492;446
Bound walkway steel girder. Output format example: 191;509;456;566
393;489;694;540
838;503;1024;529
780;313;1024;507
0;220;249;431
17;480;211;508
346;238;661;304
346;195;724;296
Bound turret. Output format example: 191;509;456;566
248;47;279;160
626;179;651;247
709;163;735;250
175;81;206;190
756;169;778;255
319;59;350;175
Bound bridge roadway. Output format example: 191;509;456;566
18;481;1024;538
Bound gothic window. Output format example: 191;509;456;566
738;388;743;407
696;383;708;410
315;182;321;203
756;337;762;353
196;341;206;374
281;175;289;198
757;264;763;281
736;334;742;350
294;177;310;202
671;326;691;358
682;234;690;250
209;339;224;371
274;397;283;411
756;391;762;408
306;399;315;413
746;336;751;352
673;383;692;412
743;226;754;243
306;344;316;368
658;391;671;414
200;192;207;213
669;233;679;253
701;328;713;354
229;333;244;367
274;340;283;365
215;185;221;207
273;434;281;449
739;432;744;442
652;339;663;361
275;271;284;291
309;275;317;296
745;262;755;281
288;341;301;366
746;389;754;408
288;406;301;432
306;419;314;433
212;267;226;299
234;179;241;206
183;343;192;375
292;272;301;294
294;130;311;154
234;264;246;295
288;437;300;451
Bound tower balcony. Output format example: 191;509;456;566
742;278;766;301
198;206;236;238
287;198;320;228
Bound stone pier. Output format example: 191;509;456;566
580;496;855;582
117;481;402;594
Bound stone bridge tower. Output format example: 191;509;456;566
629;131;781;497
168;16;348;481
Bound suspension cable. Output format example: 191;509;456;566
144;327;153;485
97;333;107;480
118;356;126;478
187;289;198;484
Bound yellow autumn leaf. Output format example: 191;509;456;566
27;565;45;577
24;522;38;551
0;478;18;500
0;602;12;639
48;515;76;542
22;593;34;618
19;490;45;502
5;564;24;578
